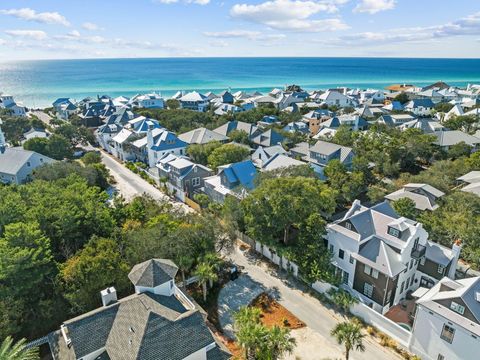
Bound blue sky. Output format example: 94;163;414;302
0;0;479;60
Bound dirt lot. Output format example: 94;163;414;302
252;293;306;329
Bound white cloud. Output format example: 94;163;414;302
230;0;349;32
55;31;106;44
209;40;229;47
0;8;70;26
326;11;480;46
5;30;48;40
354;0;395;14
203;30;286;42
82;22;102;31
0;39;5;45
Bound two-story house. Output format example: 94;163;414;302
409;276;480;360
47;259;231;360
204;160;257;203
325;200;461;314
156;154;213;201
306;140;354;179
178;91;209;112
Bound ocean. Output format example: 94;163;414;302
1;57;480;108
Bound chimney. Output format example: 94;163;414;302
447;239;462;279
100;286;117;306
147;123;154;150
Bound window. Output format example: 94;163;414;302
371;269;379;279
26;161;31;167
409;259;414;270
438;264;445;274
388;227;400;238
339;249;345;259
440;324;455;343
363;283;374;298
192;177;200;187
345;222;352;230
400;281;405;294
349;255;354;264
364;265;372;276
410;275;415;287
329;244;334;253
342;271;349;285
450;301;465;315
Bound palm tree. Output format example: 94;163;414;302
330;321;366;360
0;336;39;360
177;255;193;289
195;262;217;302
203;253;221;287
234;307;264;360
265;325;296;360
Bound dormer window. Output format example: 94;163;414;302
388;226;401;238
345;222;352;230
450;301;465;315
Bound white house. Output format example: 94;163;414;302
318;90;357;107
0;147;55;184
129;93;164;109
0;93;26;117
325;200;461;314
409;276;480;360
179;91;209;112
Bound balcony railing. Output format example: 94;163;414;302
411;244;426;259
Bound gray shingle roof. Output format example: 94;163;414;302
128;259;178;288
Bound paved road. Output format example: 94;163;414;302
99;150;192;212
29;110;53;126
218;274;266;339
226;246;401;360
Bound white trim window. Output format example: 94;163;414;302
438;264;445;274
192;177;201;187
363;283;374;298
450;301;465;315
440;324;455;343
364;265;372;275
371;269;379;279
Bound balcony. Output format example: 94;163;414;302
411;244;426;259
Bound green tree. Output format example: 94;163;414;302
324;160;366;206
234;306;296;360
392;197;418;220
331;321;366;360
0;223;59;339
228;129;251;145
60;237;130;312
0;336;39;360
207;143;250;170
23;137;48;155
166;99;180;109
419;192;480;267
45;134;74;160
242;177;336;245
393;92;409;104
187;141;222;165
82;151;102;165
447;142;472;160
265;325;297;360
195;262;217;302
327;288;358;313
333;125;355;147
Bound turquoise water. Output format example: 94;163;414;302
1;57;480;108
